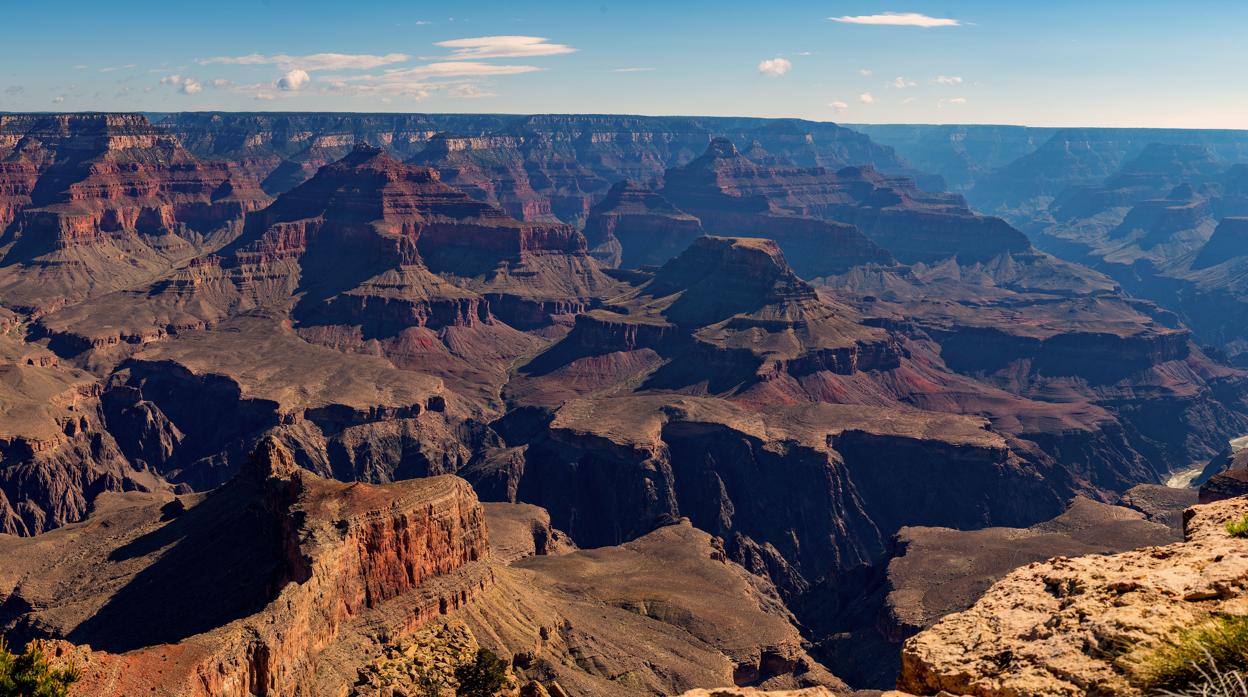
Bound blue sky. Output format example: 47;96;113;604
1;0;1244;128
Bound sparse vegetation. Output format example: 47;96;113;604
0;638;80;697
454;648;509;697
1226;515;1248;539
1140;615;1248;694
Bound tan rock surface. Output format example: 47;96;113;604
898;495;1248;696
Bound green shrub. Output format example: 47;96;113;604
454;648;508;697
0;638;80;697
1226;515;1248;539
1141;615;1248;693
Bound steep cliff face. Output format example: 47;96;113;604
519;236;904;403
653;138;1026;269
159;113;920;213
466;395;1071;596
0;334;154;535
897;495;1248;697
964;127;1248;218
582;180;705;267
0;113;268;312
1;438;492;697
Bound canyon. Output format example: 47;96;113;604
2;112;1248;696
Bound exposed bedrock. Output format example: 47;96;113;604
469;399;1070;595
100;358;481;492
2;438;491;696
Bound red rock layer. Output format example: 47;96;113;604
50;439;491;697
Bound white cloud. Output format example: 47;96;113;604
758;58;792;77
52;95;65;104
73;64;88;70
254;92;275;101
277;69;310;91
939;96;968;107
891;76;917;88
161;74;202;95
200;53;410;71
210;78;233;89
829;12;961;27
859;68;873;76
434;36;576;59
612;67;655;73
859;92;875;104
901;96;918;104
934;75;963;85
829;100;849;113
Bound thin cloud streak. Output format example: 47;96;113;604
830;12;961;28
434;36;576;59
200;53;411;71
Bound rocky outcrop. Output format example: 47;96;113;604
0;349;152;535
658;138;1026;268
2;438;491;697
898;495;1248;696
1192;216;1248;269
0;113;267;311
582;180;705;267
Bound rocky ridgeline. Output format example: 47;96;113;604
895;495;1248;696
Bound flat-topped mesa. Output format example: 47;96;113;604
581;180;705;268
226;144;587;273
662;137;1028;268
1109;184;1212;246
1191;216;1248;269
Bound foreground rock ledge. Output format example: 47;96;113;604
897;495;1248;696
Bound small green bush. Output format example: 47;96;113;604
1226;515;1248;539
0;638;80;697
1141;615;1248;693
454;648;508;697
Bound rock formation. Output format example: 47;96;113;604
1;438;491;696
897;495;1248;696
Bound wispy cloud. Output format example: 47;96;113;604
434;36;576;59
344;62;543;80
830;12;961;28
829;100;849;113
612;67;655;73
859;92;875;104
316;61;542;100
200;53;411;71
939;96;968;107
859;68;873;76
52;95;65;104
891;76;917;88
934;75;963;85
758;58;792;77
